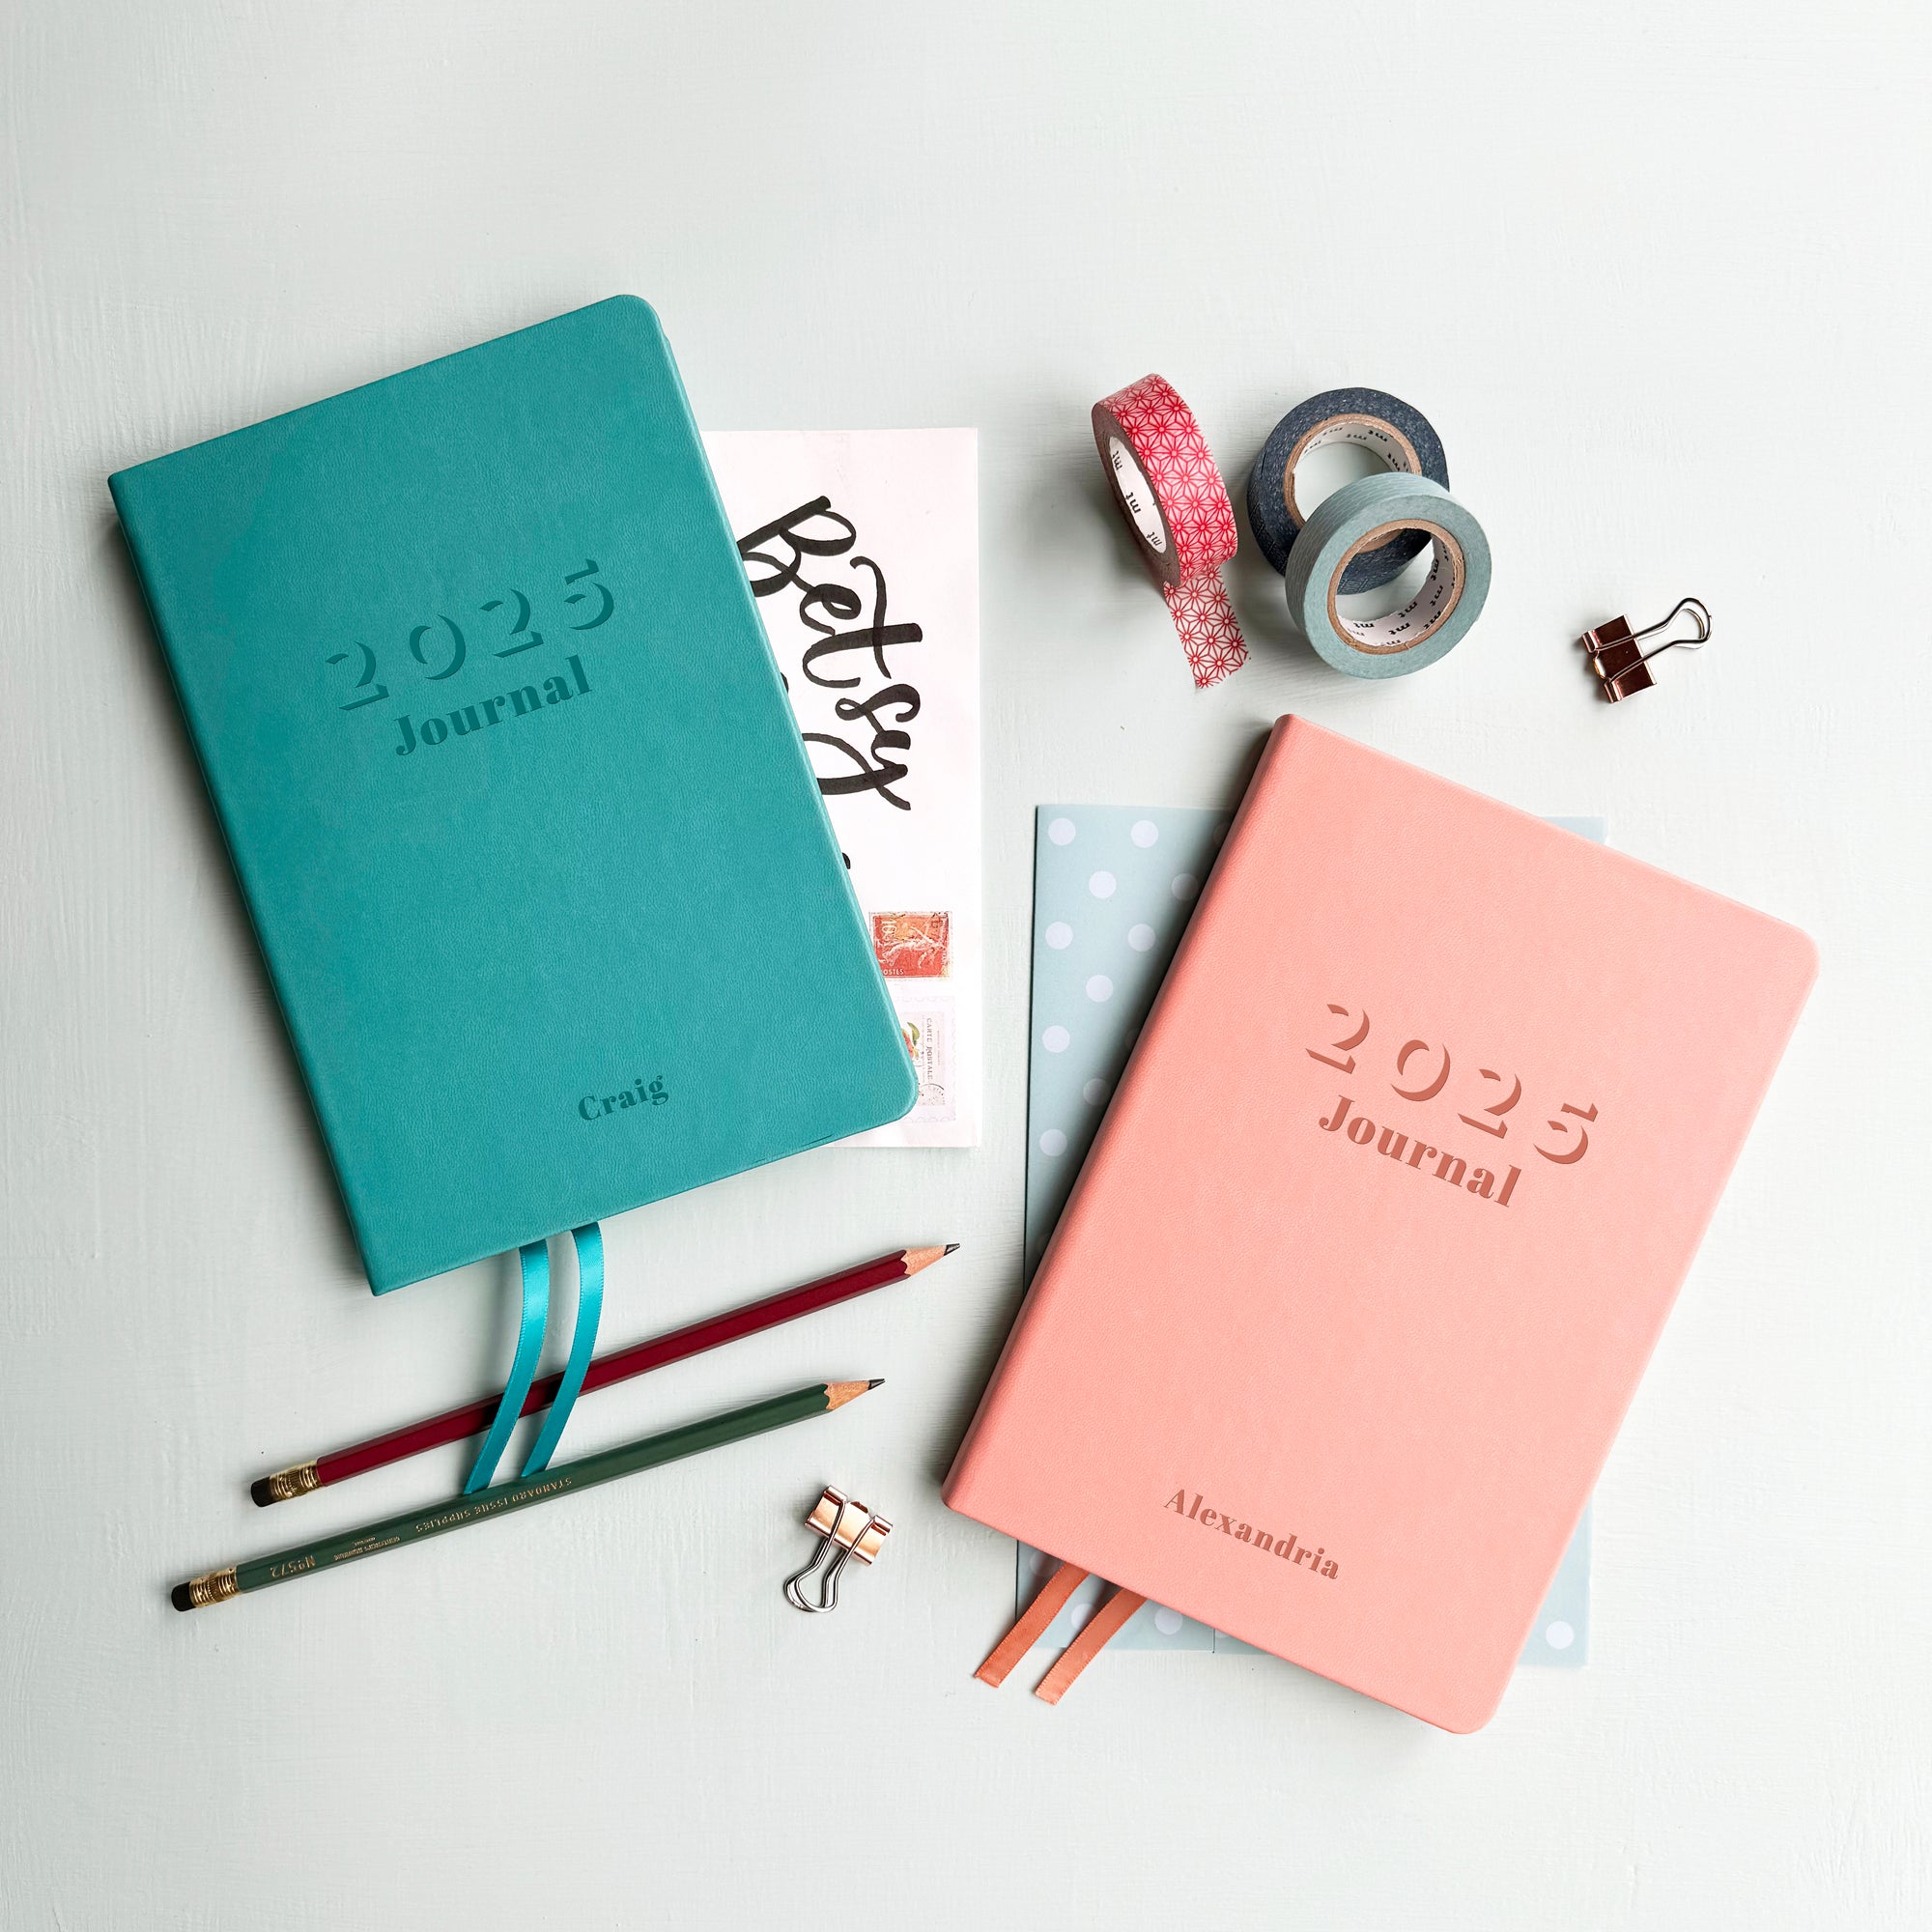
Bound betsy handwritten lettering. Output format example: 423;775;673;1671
737;497;923;810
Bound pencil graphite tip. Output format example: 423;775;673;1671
900;1245;956;1276
944;1243;959;1255
867;1378;884;1389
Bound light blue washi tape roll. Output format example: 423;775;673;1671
1282;471;1490;679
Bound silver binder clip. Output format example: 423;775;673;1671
784;1486;892;1613
1581;596;1711;701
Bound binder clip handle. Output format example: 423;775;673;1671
784;1486;892;1613
1582;596;1710;701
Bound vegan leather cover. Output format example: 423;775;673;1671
110;297;916;1292
945;717;1816;1730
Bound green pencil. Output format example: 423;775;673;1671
172;1378;880;1610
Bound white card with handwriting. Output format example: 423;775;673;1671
703;430;981;1146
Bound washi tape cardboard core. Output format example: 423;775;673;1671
1248;388;1449;590
1093;375;1246;690
1106;436;1169;556
1328;521;1466;653
1284;472;1490;679
1285;416;1422;526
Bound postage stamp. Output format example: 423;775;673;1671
896;1003;955;1122
871;910;952;979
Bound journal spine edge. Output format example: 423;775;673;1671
108;477;383;1289
943;722;1304;1512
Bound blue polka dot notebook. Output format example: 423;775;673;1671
1017;804;1596;1666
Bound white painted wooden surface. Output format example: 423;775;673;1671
3;4;1926;1924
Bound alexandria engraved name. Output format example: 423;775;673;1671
1165;1489;1340;1580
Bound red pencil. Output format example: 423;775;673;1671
251;1244;957;1505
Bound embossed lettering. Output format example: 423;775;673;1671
1163;1490;1335;1583
1319;1094;1520;1208
332;555;614;741
580;1076;669;1122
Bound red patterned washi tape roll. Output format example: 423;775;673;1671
1092;375;1247;690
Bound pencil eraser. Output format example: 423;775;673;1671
170;1584;193;1612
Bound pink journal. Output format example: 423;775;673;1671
945;718;1816;1731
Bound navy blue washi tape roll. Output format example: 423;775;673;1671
1246;388;1449;590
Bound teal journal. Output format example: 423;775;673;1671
110;298;917;1293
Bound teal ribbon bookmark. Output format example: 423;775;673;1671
463;1225;607;1493
520;1224;603;1477
464;1238;553;1493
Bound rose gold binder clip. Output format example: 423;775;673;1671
1581;596;1710;701
784;1486;892;1612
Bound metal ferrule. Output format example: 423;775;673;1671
185;1568;241;1608
262;1462;320;1503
